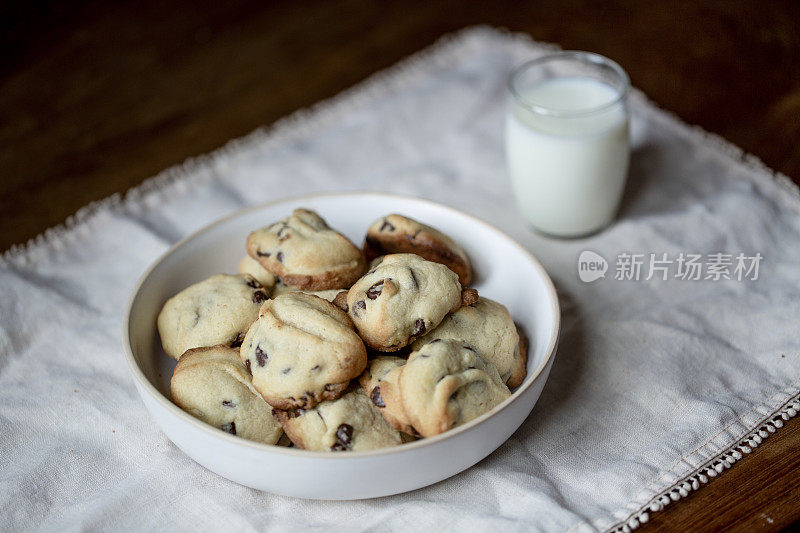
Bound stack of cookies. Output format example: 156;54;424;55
158;208;528;452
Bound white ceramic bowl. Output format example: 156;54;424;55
123;192;560;499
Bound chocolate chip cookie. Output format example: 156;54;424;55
157;274;269;359
344;253;467;352
411;297;528;388
358;356;416;434
238;255;277;291
240;292;367;410
170;345;283;444
363;214;472;285
246;208;366;290
274;388;402;451
398;339;510;437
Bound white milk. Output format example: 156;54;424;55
506;76;629;237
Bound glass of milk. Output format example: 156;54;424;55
506;52;630;237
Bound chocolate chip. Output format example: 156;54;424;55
408;268;419;289
370;386;385;408
282;367;292;374
366;280;384;300
252;290;268;303
323;384;335;391
245;277;261;288
221;422;236;434
286;408;305;419
356;300;366;310
276;251;284;263
222;400;236;408
311;365;321;372
256;250;271;257
230;332;246;348
330;443;347;452
244;359;251;373
336;423;354;447
276;223;291;242
255;346;268;366
413;318;426;336
461;287;479;306
331;290;348;312
380;220;395;232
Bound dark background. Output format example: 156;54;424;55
2;1;799;530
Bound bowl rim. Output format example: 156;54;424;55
122;191;561;459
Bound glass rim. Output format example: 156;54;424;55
508;51;631;118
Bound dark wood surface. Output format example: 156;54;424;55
2;1;799;530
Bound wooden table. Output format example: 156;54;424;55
2;1;798;529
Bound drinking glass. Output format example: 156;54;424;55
506;51;631;237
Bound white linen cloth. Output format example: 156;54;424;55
1;27;799;532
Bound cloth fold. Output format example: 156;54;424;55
1;27;799;532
